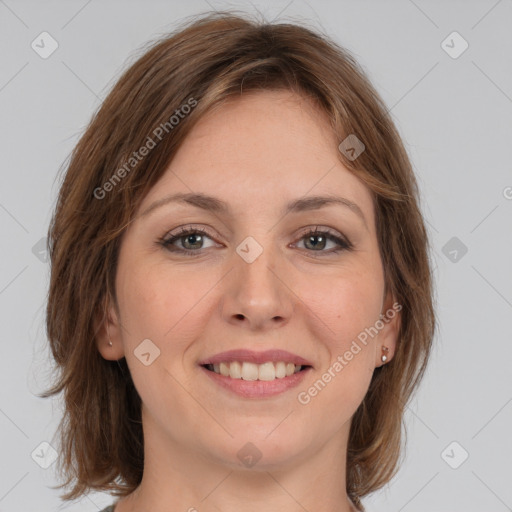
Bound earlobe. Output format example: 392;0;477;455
377;295;401;367
94;302;125;361
380;346;389;363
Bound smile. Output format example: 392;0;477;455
198;348;314;398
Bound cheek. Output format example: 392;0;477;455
115;260;209;423
294;267;382;409
300;266;384;346
116;258;215;362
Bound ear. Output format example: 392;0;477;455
93;298;125;361
375;291;401;368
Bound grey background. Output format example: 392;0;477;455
0;0;511;511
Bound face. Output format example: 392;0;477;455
98;89;399;471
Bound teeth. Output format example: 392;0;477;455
241;362;259;381
207;361;305;380
230;361;242;379
219;362;230;377
275;361;286;378
258;362;275;381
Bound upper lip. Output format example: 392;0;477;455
198;349;313;367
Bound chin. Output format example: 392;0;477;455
200;424;308;470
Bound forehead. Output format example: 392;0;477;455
190;89;334;154
138;89;374;224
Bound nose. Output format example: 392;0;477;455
221;243;294;331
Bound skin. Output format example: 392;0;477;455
96;89;400;512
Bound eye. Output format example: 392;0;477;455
160;226;217;255
159;225;352;256
293;226;353;255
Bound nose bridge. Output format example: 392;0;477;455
223;234;293;328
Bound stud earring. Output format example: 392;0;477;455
381;346;389;363
107;325;113;347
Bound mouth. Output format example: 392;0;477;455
198;349;313;398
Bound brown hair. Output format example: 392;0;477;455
42;10;436;510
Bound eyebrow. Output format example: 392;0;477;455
140;192;368;230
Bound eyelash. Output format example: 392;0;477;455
158;225;353;257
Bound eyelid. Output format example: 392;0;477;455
162;223;222;240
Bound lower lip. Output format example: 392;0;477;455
199;365;312;398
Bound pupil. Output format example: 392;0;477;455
307;235;325;250
185;234;201;249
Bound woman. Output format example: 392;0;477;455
42;11;435;512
